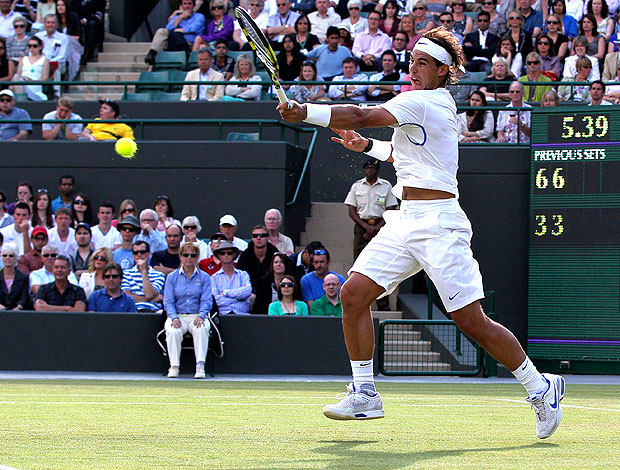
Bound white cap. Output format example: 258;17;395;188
219;214;238;226
0;89;15;98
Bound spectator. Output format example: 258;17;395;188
17;225;46;274
344;158;397;262
352;10;391;71
368;50;405;101
31;189;54;229
268;274;308;315
534;33;562;79
379;0;400;38
264;208;294;254
145;0;206;65
210;241;252;315
604;63;620;99
0;37;14;86
72;221;93;279
588;79;612;105
0;89;32;140
519;52;553;102
492;35;522;79
480;58;515;101
192;0;234;50
308;0;341;43
300;248;345;306
237;224;278;291
496;81;532;143
55;0;82;80
91;202;121;250
399;14;421;51
71;0;106;62
198;231;228;275
121;241;166;312
51;175;75;213
0;201;32;256
309;273;342;316
232;0;268;50
477;0;507;36
541;89;561;106
289;240;323;284
277;34;306;86
448;0;473;38
30;245;78;295
340;0;367;39
266;0;300;45
338;25;353;50
305;25;352;80
181;47;225;101
34;255;86;311
558;56;593;100
6;16;29;62
0;190;13;229
0;242;29;310
47;207;76;257
579;13;605;61
163;241;212;379
290;0;316;14
291;60;325;101
437;12;463;44
71;192;94;227
80;99;135;141
0;0;23;40
294;14;320;54
181;215;209;260
457;90;495;142
544;13;569;60
6;182;32;216
563;35;599;79
328;56;368;101
35;14;69;98
410;0;437;35
606;14;620;54
391;31;410;73
42;96;83;140
223;54;262;101
506;9;533;61
549;0;579;39
135;209;167;253
113;198;137;228
78;246;112;299
211;39;235;80
153;195;180;232
12;0;36;29
150;223;183;276
463;10;500;74
87;262;136;312
518;0;543;38
218;214;248;252
113;214;140;271
254;252;296;314
586;0;613;40
602;46;620;81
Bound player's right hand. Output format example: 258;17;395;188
330;128;369;152
277;100;305;123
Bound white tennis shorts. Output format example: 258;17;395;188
349;198;484;312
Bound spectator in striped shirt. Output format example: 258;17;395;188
120;240;166;312
210;241;252;315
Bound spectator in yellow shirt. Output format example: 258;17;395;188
80;99;135;141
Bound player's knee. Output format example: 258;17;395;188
451;304;488;342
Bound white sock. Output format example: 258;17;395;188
351;359;375;391
511;357;547;396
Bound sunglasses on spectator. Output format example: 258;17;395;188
42;253;56;258
211;5;224;9
313;249;327;255
452;3;464;6
509;90;522;93
183;225;197;230
348;6;360;9
181;253;198;258
252;233;269;238
132;249;148;255
527;60;539;65
94;255;107;261
103;274;120;279
27;43;39;48
14;24;26;28
120;226;137;232
478;18;489;22
509;16;520;20
580;64;592;68
280;282;294;288
121;207;135;213
482;1;494;4
413;6;425;10
547;20;559;24
439;19;452;23
0;98;12;102
33;236;47;241
74;199;86;205
537;41;549;45
218;250;235;256
249;2;260;5
2;254;15;258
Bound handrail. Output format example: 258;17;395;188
286;127;318;206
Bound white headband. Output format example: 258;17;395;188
413;38;452;66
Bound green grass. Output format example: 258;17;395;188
0;380;619;469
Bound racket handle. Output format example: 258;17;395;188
275;86;292;109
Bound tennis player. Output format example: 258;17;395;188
277;28;564;439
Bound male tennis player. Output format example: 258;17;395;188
277;28;564;439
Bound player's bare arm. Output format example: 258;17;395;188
277;101;397;130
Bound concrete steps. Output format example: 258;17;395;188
383;361;451;372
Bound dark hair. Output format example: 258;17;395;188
496;34;516;56
214;39;228;48
326;26;340;38
381;49;397;60
55;206;72;217
381;0;400;18
342;56;356;66
71;192;94;227
132;240;150;252
59;174;75;185
280;33;301;55
439;11;454;20
591;79;605;92
98;201;116;214
56;0;73;27
466;90;488;132
299;60;317;80
28;36;43;48
276;274;298;300
103;262;123;278
551;0;566;14
32;191;53;228
0;190;6;203
154;195;174;218
312;247;330;262
535;33;556;57
477;10;491;20
54;254;71;268
15;181;33;201
579;13;597;36
14;201;31;215
394;29;409;42
586;0;608;17
268;252;293;277
367;9;381;20
304;240;324;253
294;14;312;33
0;38;7;66
252;224;267;232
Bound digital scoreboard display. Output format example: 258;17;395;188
529;109;620;370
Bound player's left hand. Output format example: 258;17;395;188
277;100;306;123
330;128;368;152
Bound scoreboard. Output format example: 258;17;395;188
528;108;620;372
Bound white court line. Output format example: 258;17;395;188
0;401;321;406
0;393;460;400
0;465;22;470
494;398;620;413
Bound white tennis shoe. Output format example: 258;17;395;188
194;365;206;379
526;373;565;439
167;366;179;378
323;383;384;420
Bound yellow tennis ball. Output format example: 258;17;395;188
115;138;137;159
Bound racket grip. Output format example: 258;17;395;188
275;86;291;108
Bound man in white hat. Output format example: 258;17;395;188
0;90;32;141
219;214;248;253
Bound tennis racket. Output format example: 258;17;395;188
234;6;291;107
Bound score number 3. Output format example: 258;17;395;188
534;215;564;237
562;115;609;139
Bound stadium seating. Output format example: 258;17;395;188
125;92;155;101
153;51;187;71
136;71;171;92
227;132;260;141
154;91;182;101
169;70;188;92
187;50;199;70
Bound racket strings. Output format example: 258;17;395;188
239;20;276;74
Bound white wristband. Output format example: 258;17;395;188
365;139;392;161
303;103;332;127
